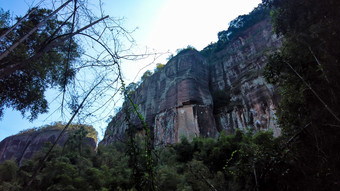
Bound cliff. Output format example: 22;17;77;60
209;18;281;136
101;50;217;145
101;16;282;146
0;123;97;164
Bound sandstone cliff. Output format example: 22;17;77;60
209;18;281;136
0;124;97;164
101;50;217;146
101;17;282;146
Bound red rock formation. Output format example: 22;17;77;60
101;50;217;146
210;18;281;136
101;18;282;146
0;128;97;164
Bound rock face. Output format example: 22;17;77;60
101;18;282;146
101;50;217;145
209;18;282;137
0;128;97;164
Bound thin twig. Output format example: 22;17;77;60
0;0;73;61
0;7;38;40
284;61;340;123
24;77;104;190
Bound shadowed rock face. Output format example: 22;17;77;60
210;18;281;136
101;18;282;146
0;130;97;165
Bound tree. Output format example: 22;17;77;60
154;63;165;73
201;3;270;56
141;70;153;81
263;0;340;189
0;7;80;120
0;160;21;190
125;82;138;96
0;1;164;190
0;9;10;29
0;1;147;188
0;0;138;123
175;45;197;56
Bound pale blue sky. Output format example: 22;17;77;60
0;0;262;141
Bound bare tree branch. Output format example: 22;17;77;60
0;15;109;79
24;76;104;190
0;7;38;40
0;0;73;61
284;60;340;123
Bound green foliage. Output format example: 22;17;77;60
2;1;340;190
0;130;132;190
174;136;194;163
63;126;89;156
201;3;270;57
263;0;340;189
125;82;138;96
120;78;156;190
218;4;270;43
0;8;10;28
175;45;197;56
155;165;181;191
18;122;98;143
140;70;153;81
154;63;165;73
0;160;20;190
0;129;303;191
0;8;80;120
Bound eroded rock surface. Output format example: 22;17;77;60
101;50;217;145
101;18;282;146
210;19;281;136
0;128;96;164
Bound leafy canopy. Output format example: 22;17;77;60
0;8;80;120
263;0;340;189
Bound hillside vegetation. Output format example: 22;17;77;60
1;0;340;190
17;121;98;143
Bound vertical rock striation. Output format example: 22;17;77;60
101;18;283;146
101;50;217;145
209;19;281;136
0;127;97;164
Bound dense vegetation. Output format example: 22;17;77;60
0;8;80;120
1;129;288;191
1;0;340;190
17;122;98;143
262;0;340;189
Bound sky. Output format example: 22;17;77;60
0;0;262;141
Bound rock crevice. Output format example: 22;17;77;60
101;18;282;145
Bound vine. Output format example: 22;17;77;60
223;150;238;176
120;80;156;191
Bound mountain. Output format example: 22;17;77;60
1;2;338;190
0;122;97;165
101;10;282;146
